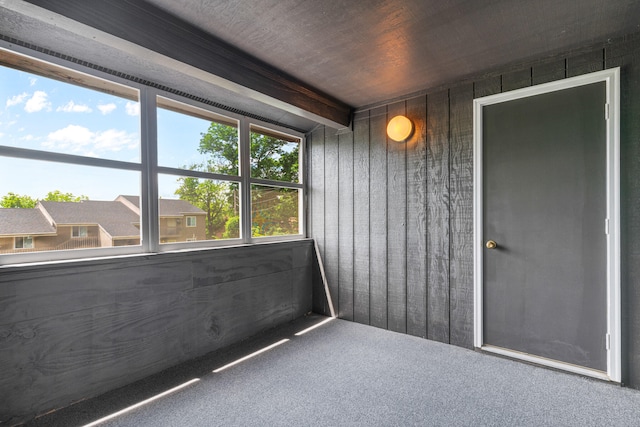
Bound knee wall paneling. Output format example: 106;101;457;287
0;240;313;424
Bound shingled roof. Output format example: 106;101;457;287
39;200;140;238
117;195;206;216
0;208;56;236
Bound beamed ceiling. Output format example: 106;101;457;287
1;0;640;131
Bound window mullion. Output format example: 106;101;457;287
239;118;252;243
140;87;159;253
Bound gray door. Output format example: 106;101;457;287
482;82;607;371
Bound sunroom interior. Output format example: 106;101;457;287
2;0;640;425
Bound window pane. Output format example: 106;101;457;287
250;126;300;183
0;64;140;162
0;158;141;254
159;174;240;243
157;97;239;175
251;185;300;237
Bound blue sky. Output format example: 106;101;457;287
0;65;217;201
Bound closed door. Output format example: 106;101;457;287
481;81;607;371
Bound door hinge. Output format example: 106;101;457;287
605;218;610;235
606;333;611;350
605;103;610;120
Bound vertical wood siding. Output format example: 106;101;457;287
309;35;640;388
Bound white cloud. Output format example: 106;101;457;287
24;91;51;113
29;77;37;86
20;134;36;141
43;125;93;150
94;129;138;151
97;103;117;115
0;132;4;139
57;101;93;113
125;101;140;116
43;125;139;155
6;92;28;107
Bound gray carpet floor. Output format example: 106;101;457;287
27;314;640;426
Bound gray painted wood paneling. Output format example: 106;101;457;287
387;101;408;333
449;84;475;349
369;106;389;329
533;59;567;85
309;127;327;314
324;129;340;315
502;67;532;91
606;36;640;387
0;241;314;424
406;95;428;338
426;90;451;343
474;76;502;99
353;112;371;325
567;49;604;77
339;131;355;320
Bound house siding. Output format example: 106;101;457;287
308;32;640;388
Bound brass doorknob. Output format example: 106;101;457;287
486;240;497;249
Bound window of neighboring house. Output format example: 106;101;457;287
14;236;33;249
249;125;303;237
72;226;88;238
186;216;196;227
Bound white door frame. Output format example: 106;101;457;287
473;68;621;382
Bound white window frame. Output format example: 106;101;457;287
185;216;196;227
72;226;88;238
14;236;34;249
0;43;306;266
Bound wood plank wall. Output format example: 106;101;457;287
0;240;313;424
308;32;640;389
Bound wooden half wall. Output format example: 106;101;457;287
0;240;313;424
308;32;640;389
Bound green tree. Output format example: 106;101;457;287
0;192;37;208
43;190;88;202
197;123;299;181
175;122;300;238
174;167;236;239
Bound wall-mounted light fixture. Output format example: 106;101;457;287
386;115;413;141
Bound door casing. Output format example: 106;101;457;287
473;68;621;382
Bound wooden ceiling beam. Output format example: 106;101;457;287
20;0;353;128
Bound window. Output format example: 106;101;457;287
0;49;142;261
0;48;304;265
157;96;242;245
72;226;88;238
249;126;303;237
14;236;33;249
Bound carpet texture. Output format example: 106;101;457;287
26;315;640;426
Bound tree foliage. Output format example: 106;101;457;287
174;169;236;239
43;190;88;203
1;190;88;208
175;122;300;239
0;192;37;208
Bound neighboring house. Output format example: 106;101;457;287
116;195;207;244
0;196;206;253
0;208;57;253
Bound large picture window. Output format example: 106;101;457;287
0;48;305;264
